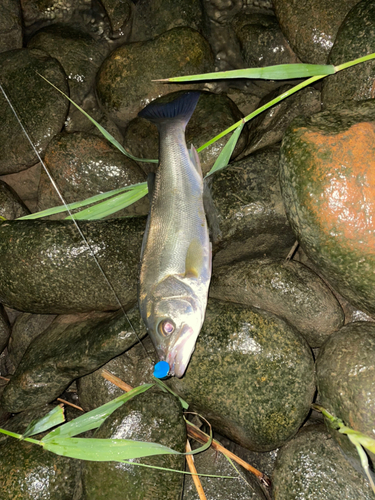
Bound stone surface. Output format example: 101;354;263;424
1;307;147;412
322;0;375;106
205;147;295;267
0;179;29;219
0;305;10;355
280;100;375;317
210;258;344;348
96;27;214;127
170;299;315;452
0;163;41;213
0;0;22;53
82;389;186;500
273;0;359;64
0;48;69;174
273;424;375;499
0;218;145;313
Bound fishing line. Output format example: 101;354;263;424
0;80;154;365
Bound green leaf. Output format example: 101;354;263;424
65;182;148;220
41;436;180;461
44;384;153;441
154;64;335;82
36;72;157;164
205;120;245;177
23;405;65;438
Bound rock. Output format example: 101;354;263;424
0;218;145;313
77;335;155;411
205;147;295;267
27;24;109;103
82;389;186;500
131;0;203;42
183;443;267;499
0;404;79;499
169;299;315;452
322;0;375;106
38;131;148;219
210;258;344;348
124;90;247;176
99;0;132;36
96;27;214;127
244;85;321;156
272;424;375;499
0;163;41;213
280;99;375;317
273;0;359;64
0;305;10;355
0;179;29;219
0;48;69;174
0;0;22;53
232;13;300;68
316;322;375;473
0;307;147;412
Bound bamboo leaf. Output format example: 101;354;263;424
153;64;335;82
44;384;153;441
205;120;245;177
23;405;65;438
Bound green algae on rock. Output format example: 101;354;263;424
280;100;375;317
0;218;145;314
273;424;375;500
170;299;315;452
82;390;186;500
210;258;344;348
316;322;375;474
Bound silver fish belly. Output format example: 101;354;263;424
138;92;211;378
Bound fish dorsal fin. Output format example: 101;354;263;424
185;238;204;279
147;172;156;202
189;145;203;176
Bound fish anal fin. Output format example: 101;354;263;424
185;238;204;279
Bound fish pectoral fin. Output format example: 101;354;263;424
185;238;204;279
189;145;203;176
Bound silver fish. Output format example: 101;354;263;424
138;92;211;378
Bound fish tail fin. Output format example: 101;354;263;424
138;91;200;128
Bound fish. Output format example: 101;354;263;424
138;91;211;378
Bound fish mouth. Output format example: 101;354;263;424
166;325;198;378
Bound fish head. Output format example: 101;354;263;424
145;276;205;378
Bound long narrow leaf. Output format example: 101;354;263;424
153;64;335;83
23;405;65;438
44;384;153;441
65;182;148;220
36;72;157;164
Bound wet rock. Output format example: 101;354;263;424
96;27;214;127
27;24;109;103
280;99;375;317
205;147;295;267
272;424;375;499
124;91;247;176
1;306;147;412
99;0;132;36
82;389;186;500
273;0;359;64
169;299;315;452
183;443;267;499
0;305;10;355
77;335;155;411
233;13;300;68
210;258;344;348
0;218;145;313
0;404;79;499
243;85;321;156
131;0;203;42
0;0;22;53
0;48;69;174
322;0;375;106
38;131;148;218
0;179;29;219
316;322;375;473
0;163;41;213
8;312;56;367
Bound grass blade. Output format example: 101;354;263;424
65;182;148;220
36;72;157;164
153;64;335;82
23;405;65;438
44;384;153;440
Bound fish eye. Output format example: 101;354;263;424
159;319;175;337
